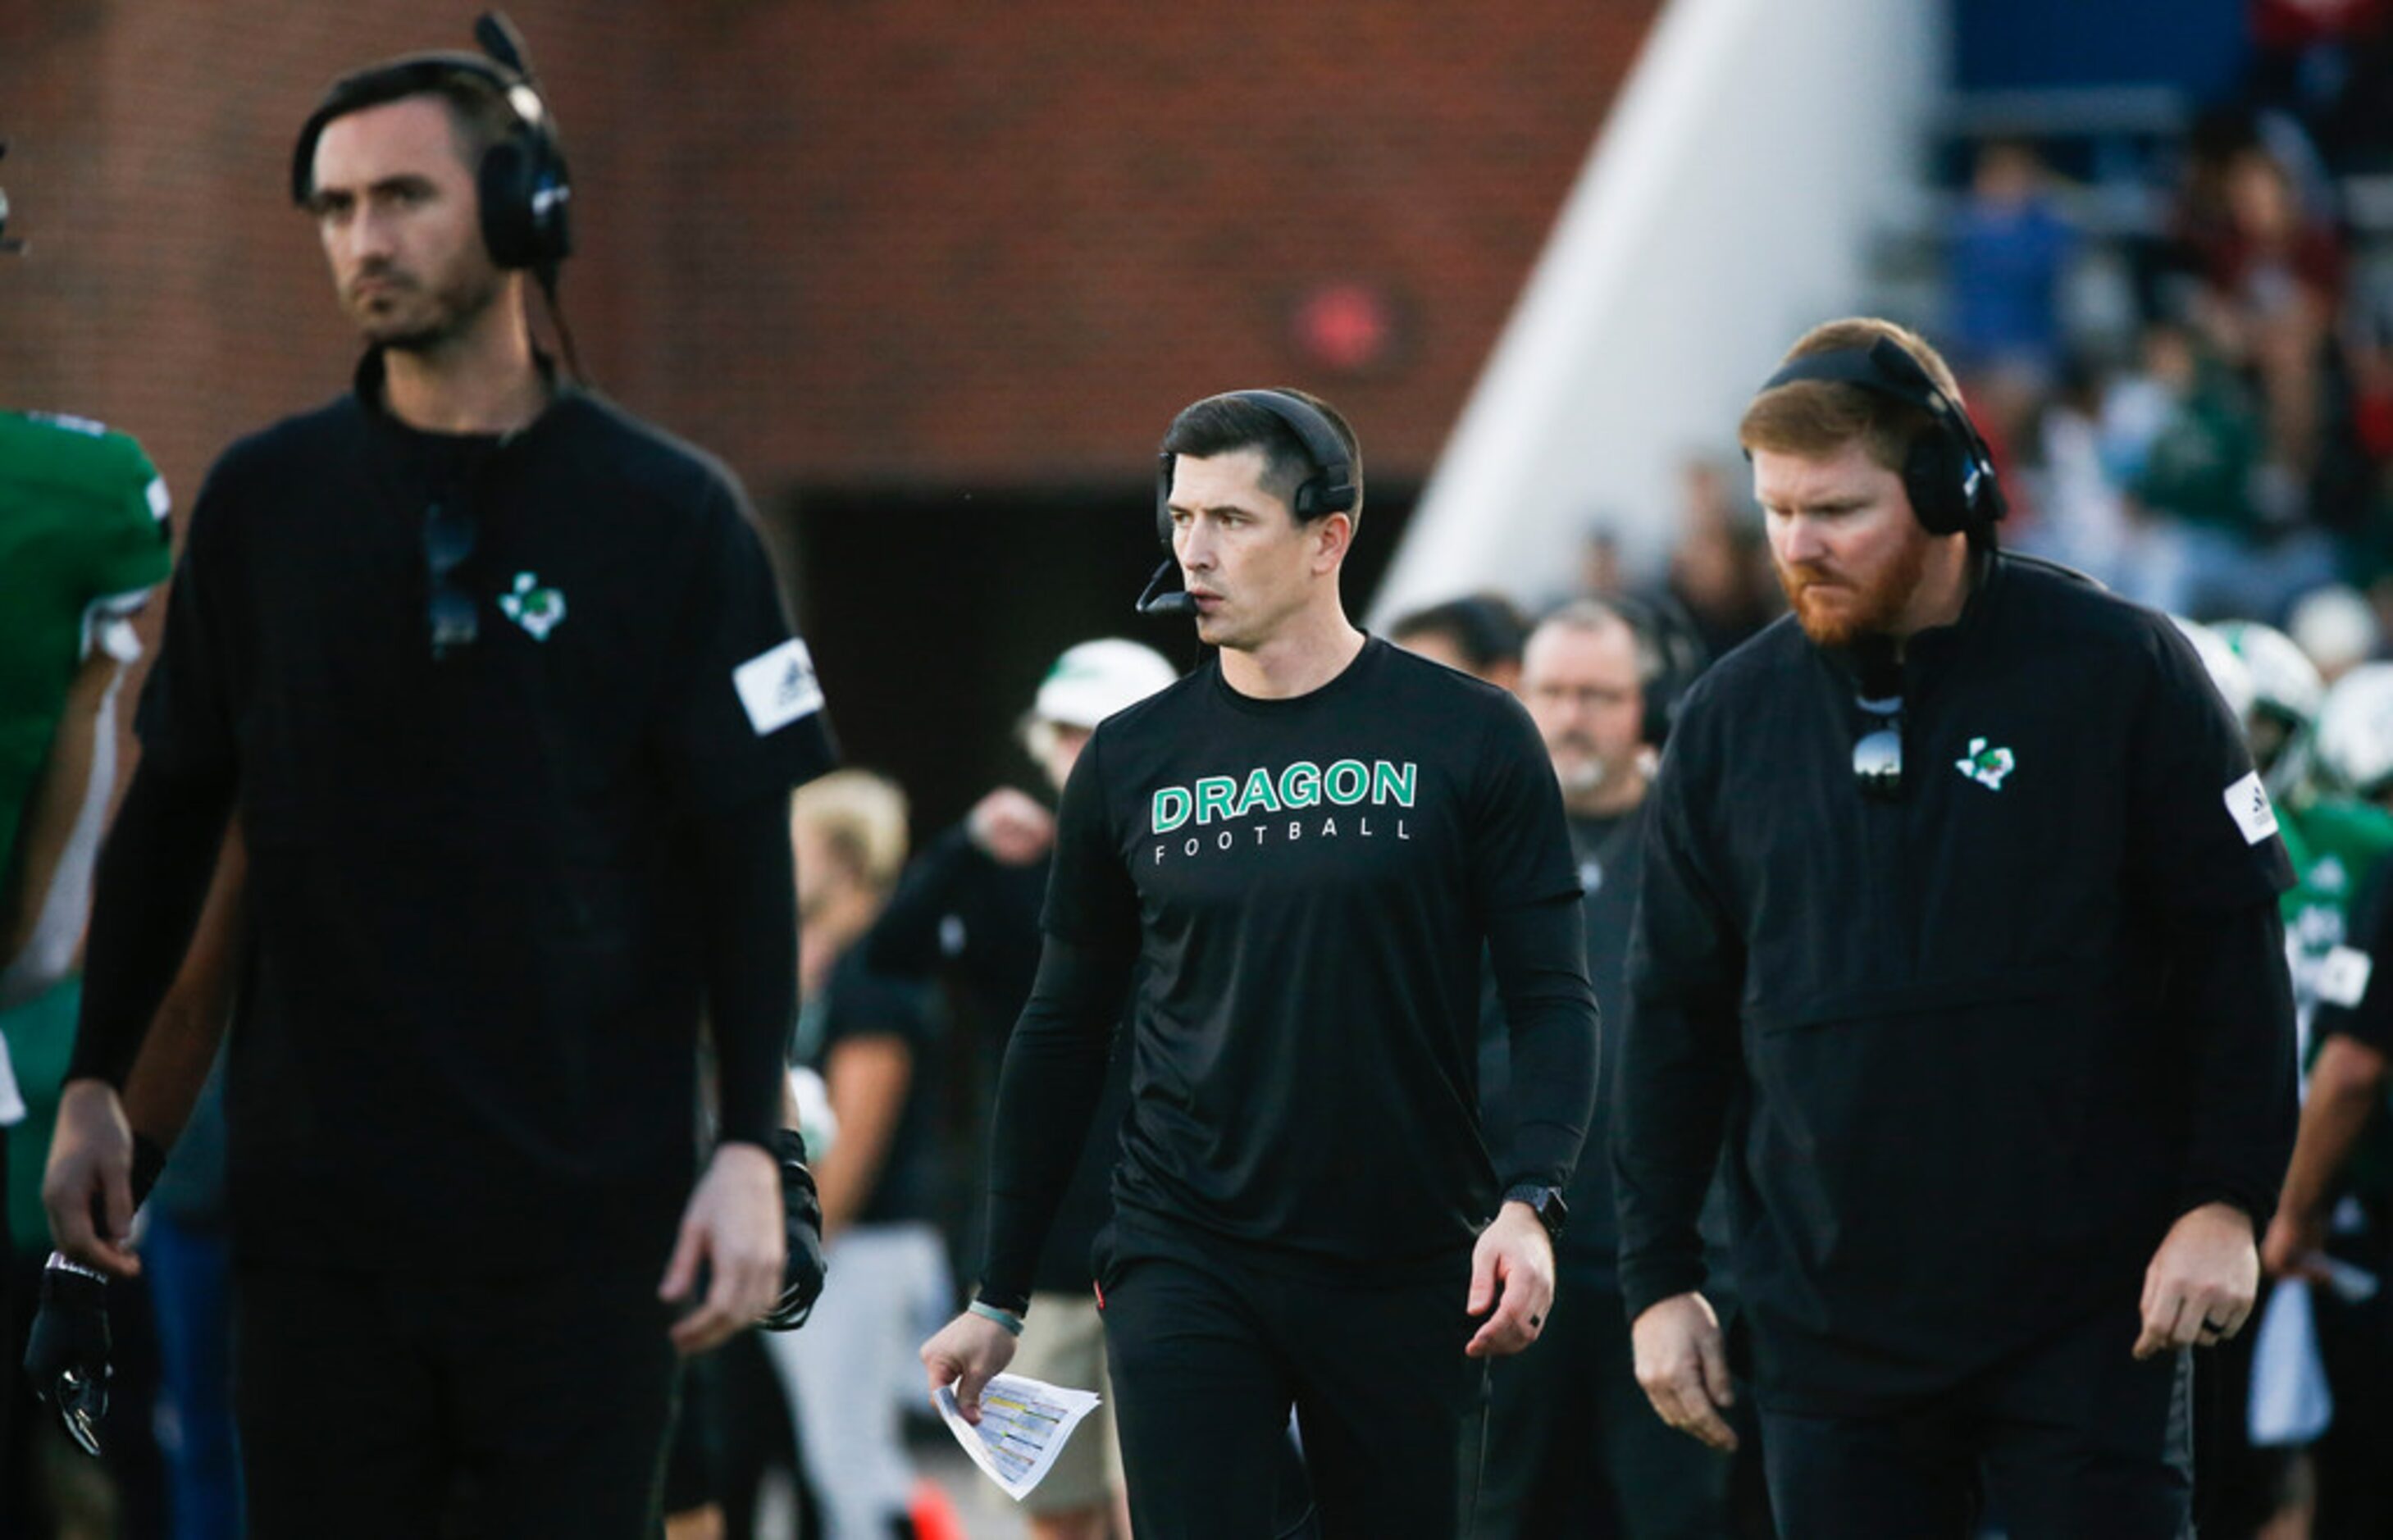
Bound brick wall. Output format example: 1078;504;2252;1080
0;0;1657;507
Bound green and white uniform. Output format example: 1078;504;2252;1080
0;410;171;1124
2279;791;2393;1198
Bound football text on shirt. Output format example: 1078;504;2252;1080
1149;759;1416;863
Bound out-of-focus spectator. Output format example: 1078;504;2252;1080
766;770;950;1540
2126;318;2336;617
1945;140;2081;383
144;1065;242;1540
1666;458;1782;661
1388;594;1529;694
2192;146;2345;477
865;638;1178;1540
2263;660;2393;1540
2250;0;2393;171
1578;527;1628;603
2017;356;2146;596
2291;583;2383;681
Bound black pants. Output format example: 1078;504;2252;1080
1096;1218;1487;1540
1472;1282;1733;1540
235;1262;678;1539
1758;1305;2191;1540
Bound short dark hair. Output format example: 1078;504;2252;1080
1159;388;1365;530
1390;595;1528;673
297;62;519;205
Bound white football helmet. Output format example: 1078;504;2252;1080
2311;663;2393;802
2171;616;2258;731
2215;618;2325;794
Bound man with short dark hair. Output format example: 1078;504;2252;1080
1389;595;1529;695
1615;317;2298;1537
34;34;832;1536
922;390;1599;1539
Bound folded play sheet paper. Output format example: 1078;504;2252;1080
934;1373;1103;1501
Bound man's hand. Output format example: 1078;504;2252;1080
2261;1205;2331;1283
1631;1292;1739;1452
659;1142;786;1355
920;1310;1019;1424
1464;1201;1555;1359
42;1079;141;1278
967;788;1056;868
2135;1201;2259;1357
22;1254;115;1456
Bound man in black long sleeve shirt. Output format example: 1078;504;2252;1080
35;49;833;1537
1615;319;2296;1538
921;390;1599;1540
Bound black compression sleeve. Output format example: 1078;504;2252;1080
2167;900;2298;1225
977;931;1133;1314
65;756;236;1088
1487;895;1600;1192
692;791;798;1150
862;825;976;978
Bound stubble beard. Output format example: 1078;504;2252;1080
356;260;506;355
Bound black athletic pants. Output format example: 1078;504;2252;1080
234;1262;679;1539
1471;1281;1733;1539
1758;1304;2193;1540
1096;1216;1488;1540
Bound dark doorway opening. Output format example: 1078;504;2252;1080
769;480;1417;836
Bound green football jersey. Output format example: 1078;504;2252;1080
0;410;171;891
2280;790;2393;1199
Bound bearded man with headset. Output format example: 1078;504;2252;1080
1615;317;2299;1537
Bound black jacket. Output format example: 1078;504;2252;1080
1614;553;2296;1412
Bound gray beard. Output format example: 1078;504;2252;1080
1557;759;1608;795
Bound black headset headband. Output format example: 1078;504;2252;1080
1758;336;2007;534
1225;389;1356;519
1153;389;1357;529
290;53;536;203
1760;336;1951;417
1137;389;1358;617
288;15;570;274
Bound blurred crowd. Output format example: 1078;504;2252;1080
14;7;2393;1540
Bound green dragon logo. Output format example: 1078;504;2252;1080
1954;736;2014;791
498;572;567;641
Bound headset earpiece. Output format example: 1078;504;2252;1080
1758;337;2003;537
290;15;571;274
1141;389;1356;618
1598;593;1707;748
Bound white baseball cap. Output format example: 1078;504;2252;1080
1032;639;1179;729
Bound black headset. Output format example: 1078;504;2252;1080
1757;337;2006;537
1138;388;1358;616
1567;593;1708;747
289;13;571;275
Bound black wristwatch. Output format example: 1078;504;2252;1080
1503;1183;1569;1244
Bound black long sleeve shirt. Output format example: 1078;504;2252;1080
864;826;1136;1294
1615;554;2296;1413
70;353;835;1271
975;640;1599;1312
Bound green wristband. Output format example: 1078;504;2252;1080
969;1300;1025;1337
